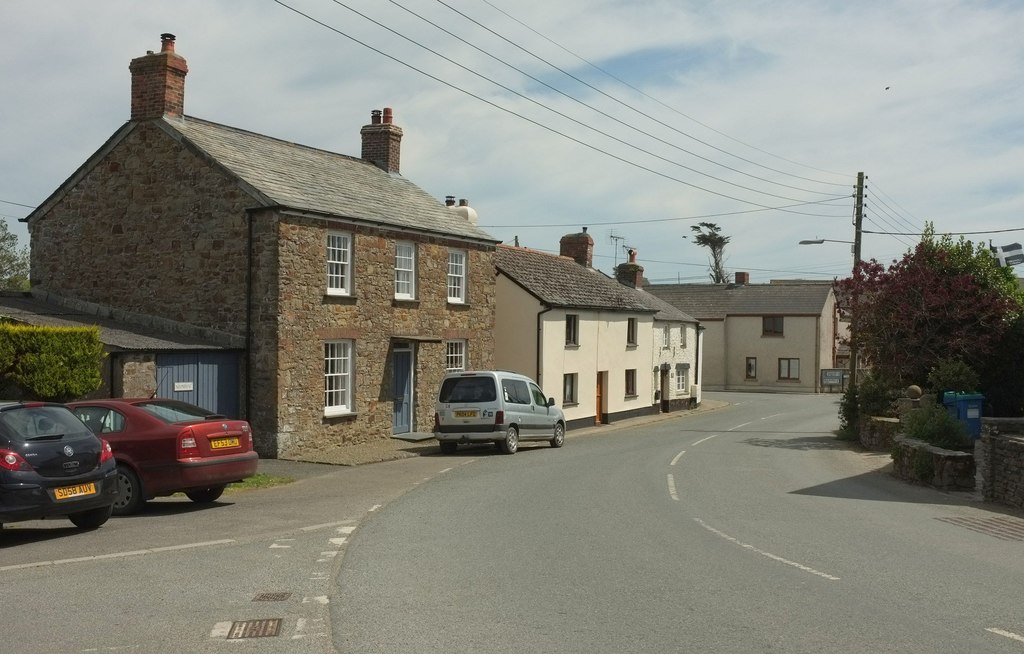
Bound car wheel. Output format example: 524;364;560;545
550;422;565;448
439;441;458;454
114;464;145;516
68;505;113;530
185;485;226;504
499;425;519;454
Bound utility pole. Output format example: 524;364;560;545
850;172;864;388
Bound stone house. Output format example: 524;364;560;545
22;34;499;460
647;273;839;393
494;229;701;429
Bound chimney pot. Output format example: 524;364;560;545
459;198;468;207
129;33;188;120
445;195;456;206
361;107;403;173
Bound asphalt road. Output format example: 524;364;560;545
5;392;1024;653
334;392;1024;653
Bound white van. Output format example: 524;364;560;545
433;370;566;454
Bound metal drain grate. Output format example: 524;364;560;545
226;619;282;639
253;592;292;602
936;516;1024;541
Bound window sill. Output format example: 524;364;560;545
565;343;580;349
392;298;420;307
624;394;639;400
563;401;579;408
626;343;638;349
324;409;357;419
324;293;358;304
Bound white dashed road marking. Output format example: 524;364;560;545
694;518;840;581
987;628;1024;643
0;539;235;572
670;450;686;466
667;474;679;501
690;434;717;446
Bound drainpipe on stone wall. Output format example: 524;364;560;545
245;207;255;424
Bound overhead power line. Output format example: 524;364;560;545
391;0;839;198
475;0;852;180
272;0;849;217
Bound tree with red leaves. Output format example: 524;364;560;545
834;227;1022;388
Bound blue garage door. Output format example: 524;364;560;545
156;352;240;418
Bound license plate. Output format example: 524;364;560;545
454;410;478;418
54;483;97;501
211;437;240;449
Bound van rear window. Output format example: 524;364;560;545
439;377;498;403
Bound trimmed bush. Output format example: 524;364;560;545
0;324;104;401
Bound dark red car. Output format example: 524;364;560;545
66;398;258;515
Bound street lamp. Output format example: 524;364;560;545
798;239;853;245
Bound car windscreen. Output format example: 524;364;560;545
438;377;498;403
134;400;225;423
0;405;94;443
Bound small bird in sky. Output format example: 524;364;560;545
885;86;891;90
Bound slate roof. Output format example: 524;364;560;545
645;282;834;320
0;293;229;351
159;116;499;244
634;289;699;324
495;246;656;313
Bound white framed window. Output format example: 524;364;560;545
326;231;352;296
445;340;466;371
447;250;466;304
324;340;354;415
563;373;578;404
394;241;416;299
566;314;579;346
625;369;637;397
676;364;689;392
663;326;671;348
627;318;638;346
779;358;800;380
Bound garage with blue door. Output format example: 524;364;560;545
156;352;241;418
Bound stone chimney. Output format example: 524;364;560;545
129;33;188;121
360;107;403;173
615;248;645;288
559;227;594;268
734;271;750;285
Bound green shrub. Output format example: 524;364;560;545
858;372;900;418
837;383;859;440
0;325;104;401
926;358;979;396
912;449;934;482
902;403;971;450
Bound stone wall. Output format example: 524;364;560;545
891;437;975;491
860;416;899;451
251;212;496;460
29;122;253;337
979;418;1024;510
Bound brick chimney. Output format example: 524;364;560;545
734;271;750;285
615;248;645;288
129;33;188;121
559;227;594;268
360;107;403;173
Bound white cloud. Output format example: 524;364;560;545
1;0;1022;282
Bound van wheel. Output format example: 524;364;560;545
550;423;565;448
499;425;519;454
439;441;458;454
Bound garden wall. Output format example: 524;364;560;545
979;418;1024;510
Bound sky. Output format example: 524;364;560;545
2;0;1023;284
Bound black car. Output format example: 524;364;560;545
0;401;118;530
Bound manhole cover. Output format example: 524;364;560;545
253;592;292;602
936;516;1024;541
226;619;282;639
